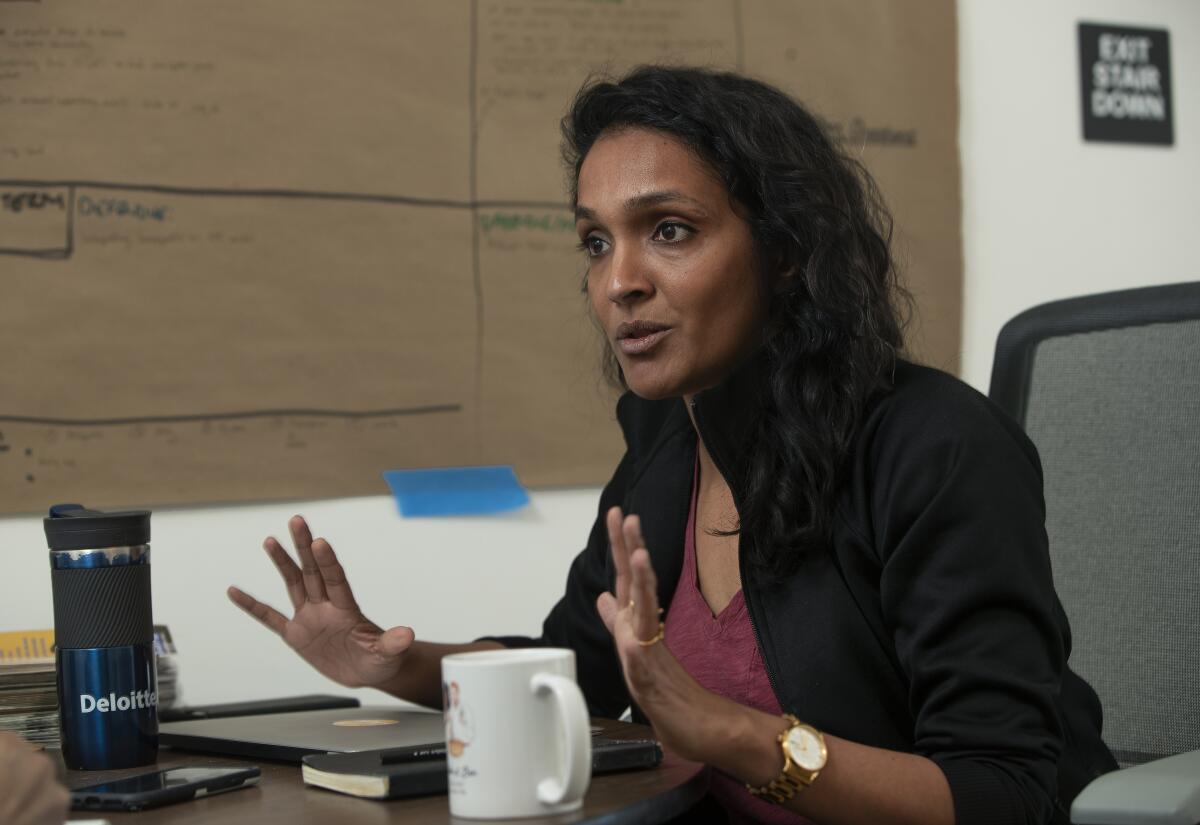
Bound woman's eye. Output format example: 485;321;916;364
578;235;609;258
653;222;693;243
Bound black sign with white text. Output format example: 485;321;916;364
1079;22;1173;145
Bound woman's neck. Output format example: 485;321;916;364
685;396;726;500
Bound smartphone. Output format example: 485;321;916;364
592;737;663;772
71;765;261;812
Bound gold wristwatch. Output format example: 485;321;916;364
746;714;827;804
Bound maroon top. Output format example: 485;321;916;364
663;462;814;825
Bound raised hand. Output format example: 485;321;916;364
596;506;731;761
596;508;674;699
227;515;415;689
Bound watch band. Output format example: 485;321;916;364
745;713;824;805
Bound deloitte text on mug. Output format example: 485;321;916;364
441;648;591;819
79;689;158;714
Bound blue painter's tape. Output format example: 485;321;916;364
382;465;530;517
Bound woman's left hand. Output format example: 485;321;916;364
597;507;959;825
596;506;747;763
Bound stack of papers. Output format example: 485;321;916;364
154;626;181;710
0;660;59;748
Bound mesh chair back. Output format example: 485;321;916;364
989;282;1200;767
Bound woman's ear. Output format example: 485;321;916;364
760;242;802;295
771;262;802;295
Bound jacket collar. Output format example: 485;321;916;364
686;347;770;510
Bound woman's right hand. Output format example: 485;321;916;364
0;731;68;825
227;515;415;690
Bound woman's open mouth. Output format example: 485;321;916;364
615;321;672;356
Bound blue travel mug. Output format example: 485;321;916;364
45;504;158;770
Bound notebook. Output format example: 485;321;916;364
159;705;447;762
300;736;663;800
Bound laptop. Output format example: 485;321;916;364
159;705;447;762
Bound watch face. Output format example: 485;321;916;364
785;726;826;771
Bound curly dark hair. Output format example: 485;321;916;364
563;66;909;577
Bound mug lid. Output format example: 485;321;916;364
43;503;151;551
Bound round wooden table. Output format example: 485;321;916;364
60;719;710;824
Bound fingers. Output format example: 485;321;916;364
606;507;632;607
263;516;350;611
289;515;329;603
620;514;659;640
0;733;48;823
596;591;618;634
599;509;663;646
26;753;68;825
7;748;67;825
629;548;660;642
263;536;306;611
311;538;358;612
227;586;288;636
621;514;645;562
374;625;416;657
616;513;660;639
38;784;71;825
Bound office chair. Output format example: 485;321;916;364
989;281;1200;825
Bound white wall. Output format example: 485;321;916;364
3;0;1198;707
958;0;1200;391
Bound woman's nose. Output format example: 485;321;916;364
605;245;654;305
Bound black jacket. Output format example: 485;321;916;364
494;359;1116;824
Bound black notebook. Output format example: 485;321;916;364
301;737;664;800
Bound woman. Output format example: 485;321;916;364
229;67;1115;824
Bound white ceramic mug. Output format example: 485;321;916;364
440;647;591;819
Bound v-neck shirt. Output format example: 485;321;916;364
663;460;813;824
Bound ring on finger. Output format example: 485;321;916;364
636;621;665;647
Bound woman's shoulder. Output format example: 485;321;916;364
857;359;1041;478
867;360;1019;433
843;361;1050;567
876;360;996;418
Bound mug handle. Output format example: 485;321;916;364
530;672;592;806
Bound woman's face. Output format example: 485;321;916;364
576;127;767;401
